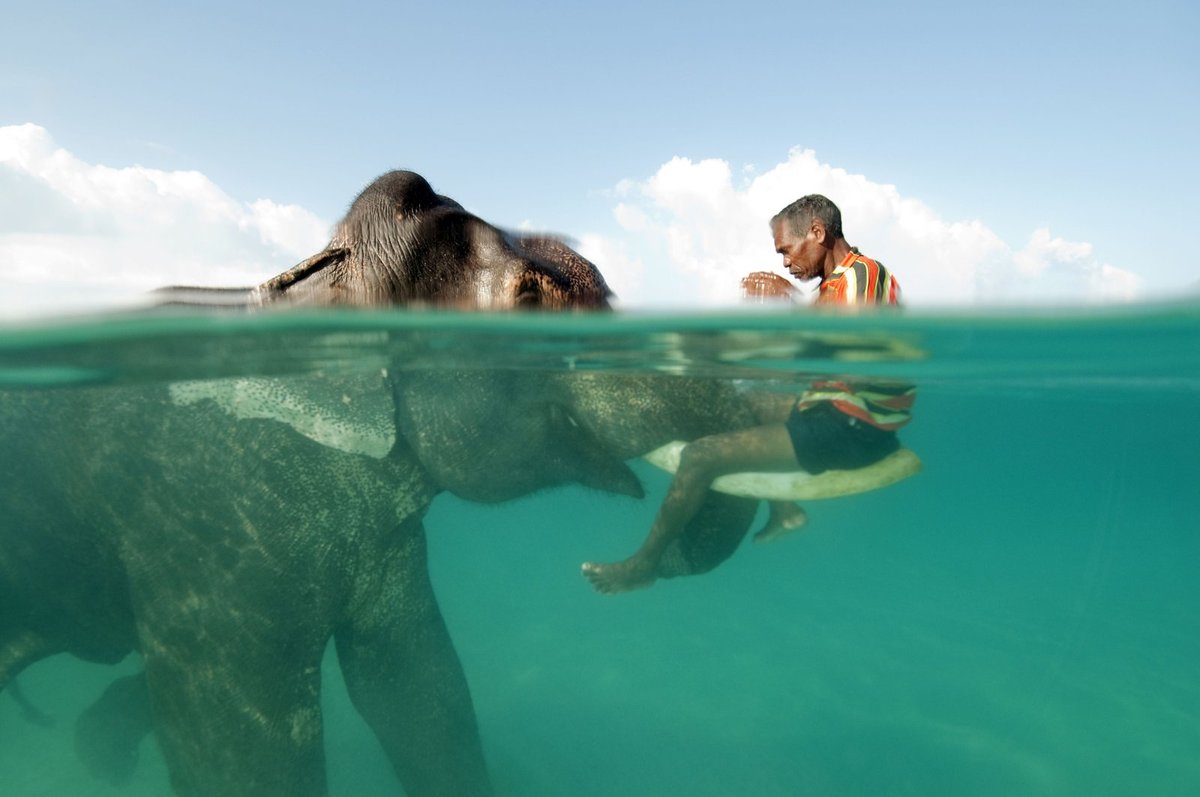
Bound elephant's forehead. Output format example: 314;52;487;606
169;371;396;459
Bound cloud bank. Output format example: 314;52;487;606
0;123;328;316
1;124;1140;316
580;150;1142;308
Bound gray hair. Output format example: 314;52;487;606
770;194;844;240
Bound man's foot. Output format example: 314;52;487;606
753;502;807;544
581;557;657;594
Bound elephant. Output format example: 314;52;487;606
1;169;776;796
0;369;769;796
158;169;613;311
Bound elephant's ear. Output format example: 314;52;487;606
543;402;645;499
256;247;350;296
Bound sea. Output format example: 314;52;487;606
1;302;1198;796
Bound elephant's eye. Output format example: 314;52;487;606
514;288;541;307
513;271;551;308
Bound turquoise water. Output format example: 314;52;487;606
1;304;1198;796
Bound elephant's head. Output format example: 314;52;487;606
392;369;765;577
252;170;613;310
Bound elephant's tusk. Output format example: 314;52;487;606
641;441;922;501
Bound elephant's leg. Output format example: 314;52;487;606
138;628;329;797
125;564;332;797
8;677;55;727
335;519;492;797
0;629;56;695
75;671;153;786
657;491;759;578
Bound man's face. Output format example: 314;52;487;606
773;219;822;281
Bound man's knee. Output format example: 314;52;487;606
677;438;726;481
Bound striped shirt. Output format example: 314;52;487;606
816;248;901;306
804;247;913;430
796;379;916;431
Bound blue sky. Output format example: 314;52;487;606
2;0;1197;314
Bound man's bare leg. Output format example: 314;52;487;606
582;424;800;594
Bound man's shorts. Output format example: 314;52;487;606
785;401;900;475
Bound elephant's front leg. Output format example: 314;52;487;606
336;518;492;797
126;558;334;797
656;490;760;579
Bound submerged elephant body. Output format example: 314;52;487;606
1;170;765;795
1;368;763;795
1;384;488;796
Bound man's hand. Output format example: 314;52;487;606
740;271;797;302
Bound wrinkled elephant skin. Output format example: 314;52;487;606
1;378;491;797
1;170;764;796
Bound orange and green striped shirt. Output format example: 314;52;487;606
805;247;912;430
796;379;915;431
816;248;901;306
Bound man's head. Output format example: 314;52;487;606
770;194;844;282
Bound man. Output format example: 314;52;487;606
582;194;912;594
771;193;900;305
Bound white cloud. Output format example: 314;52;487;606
0;127;1146;317
0;123;329;317
586;149;1143;308
1013;228;1092;277
576;233;644;302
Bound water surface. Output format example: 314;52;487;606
2;304;1197;796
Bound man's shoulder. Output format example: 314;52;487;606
838;250;901;305
848;249;886;269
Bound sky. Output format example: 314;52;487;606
2;0;1197;316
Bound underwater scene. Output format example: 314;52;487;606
1;303;1198;796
